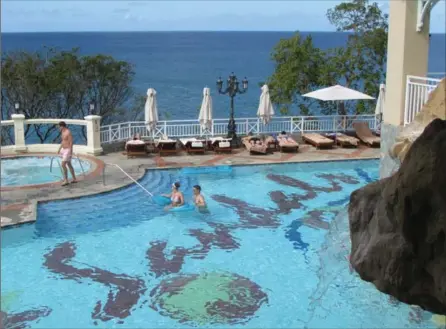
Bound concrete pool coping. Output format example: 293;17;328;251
0;145;380;228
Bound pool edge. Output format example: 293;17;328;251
1;156;378;228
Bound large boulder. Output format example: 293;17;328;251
349;118;446;315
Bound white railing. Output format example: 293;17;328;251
100;115;378;144
0;115;103;156
404;75;443;125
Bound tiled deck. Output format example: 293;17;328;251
0;144;379;228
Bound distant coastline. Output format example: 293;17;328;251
4;30;445;34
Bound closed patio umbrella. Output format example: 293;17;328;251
198;87;213;131
145;88;159;133
375;84;385;118
257;84;275;124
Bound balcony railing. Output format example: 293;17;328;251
0;115;103;155
404;75;443;125
100;115;378;144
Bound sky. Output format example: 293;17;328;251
1;0;445;33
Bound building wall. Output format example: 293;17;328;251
380;0;431;178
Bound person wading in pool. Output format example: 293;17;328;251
57;121;77;186
163;182;184;209
193;185;206;207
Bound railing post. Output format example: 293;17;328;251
333;116;336;133
211;120;214;136
84;115;103;155
11;114;27;152
108;126;112;143
404;76;411;125
290;117;293;133
301;117;305;134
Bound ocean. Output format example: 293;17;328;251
2;31;445;120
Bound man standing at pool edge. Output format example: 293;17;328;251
57;121;77;186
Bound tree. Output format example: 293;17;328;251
1;47;139;143
266;0;388;115
266;34;332;116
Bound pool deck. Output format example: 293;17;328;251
0;144;379;228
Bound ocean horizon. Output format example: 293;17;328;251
2;31;445;120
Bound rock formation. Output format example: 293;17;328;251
349;118;446;315
389;78;446;163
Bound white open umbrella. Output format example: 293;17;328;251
303;85;375;101
257;84;275;124
303;85;374;141
145;88;158;133
198;87;213;130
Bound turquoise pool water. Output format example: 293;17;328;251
1;160;440;328
1;156;91;187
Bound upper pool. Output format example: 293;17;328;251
1;159;441;328
1;156;92;187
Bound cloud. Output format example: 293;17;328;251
113;8;130;14
124;13;143;21
70;8;86;17
128;1;148;7
42;8;60;15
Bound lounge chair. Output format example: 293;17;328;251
276;134;299;153
263;135;279;152
179;138;206;154
241;136;268;155
156;136;179;156
302;133;334;149
353;122;381;147
209;137;232;153
125;134;148;158
325;133;359;148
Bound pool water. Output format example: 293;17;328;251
1;160;440;328
1;156;92;187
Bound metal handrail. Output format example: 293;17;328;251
103;162;153;197
50;154;86;178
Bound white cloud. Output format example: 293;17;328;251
127;1;148;7
113;8;130;14
124;13;143;21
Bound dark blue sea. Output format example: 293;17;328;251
2;32;445;120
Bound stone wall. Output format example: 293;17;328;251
101;141;126;154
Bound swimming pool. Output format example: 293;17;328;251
1;156;92;187
1;160;440;328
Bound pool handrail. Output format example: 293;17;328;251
50;154;86;179
103;162;153;197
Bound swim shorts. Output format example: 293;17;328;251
60;148;72;162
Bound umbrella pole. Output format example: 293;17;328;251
334;101;339;146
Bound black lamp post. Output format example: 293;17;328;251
14;102;20;114
217;72;248;142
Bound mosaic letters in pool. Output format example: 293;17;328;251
1;160;441;328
